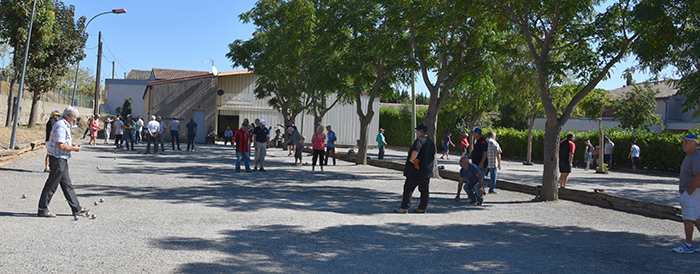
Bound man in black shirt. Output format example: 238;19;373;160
44;110;61;172
252;120;270;171
395;124;436;213
470;127;488;172
186;118;198;151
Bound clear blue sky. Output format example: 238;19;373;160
23;1;673;92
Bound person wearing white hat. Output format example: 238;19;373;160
144;115;160;155
252;120;270;171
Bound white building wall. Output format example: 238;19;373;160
105;79;148;118
216;72;380;147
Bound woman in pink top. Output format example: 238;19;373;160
311;125;326;172
88;114;101;146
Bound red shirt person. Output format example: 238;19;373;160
232;123;252;172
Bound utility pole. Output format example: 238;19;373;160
411;50;416;142
9;0;37;150
112;61;115;79
94;31;102;116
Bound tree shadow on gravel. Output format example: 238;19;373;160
78;174;485;215
150;222;698;273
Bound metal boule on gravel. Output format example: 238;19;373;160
91;214;96;219
84;211;91;217
94;201;99;206
73;215;80;221
22;194;26;199
96;166;99;169
99;198;105;203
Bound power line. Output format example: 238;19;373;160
100;34;133;75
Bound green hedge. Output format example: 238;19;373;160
379;107;691;172
379;106;469;150
493;127;688;173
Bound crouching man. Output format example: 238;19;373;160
455;156;487;205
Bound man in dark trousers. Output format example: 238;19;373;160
38;107;89;217
470;127;488;173
395;124;436;213
559;132;576;189
186;117;198;151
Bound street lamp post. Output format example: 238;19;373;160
70;8;126;110
8;0;38;150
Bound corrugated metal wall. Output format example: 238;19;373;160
216;73;380;147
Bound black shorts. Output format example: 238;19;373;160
559;161;571;173
631;157;640;167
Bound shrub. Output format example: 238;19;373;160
493;127;686;172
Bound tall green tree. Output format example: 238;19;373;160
228;0;328;126
488;0;643;201
56;63;94;97
398;0;494;175
26;1;86;127
612;83;663;131
632;0;700;117
448;74;497;153
325;0;412;164
0;0;56;127
493;47;542;164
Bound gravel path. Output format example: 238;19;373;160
0;142;697;273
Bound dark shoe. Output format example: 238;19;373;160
144;152;149;155
476;202;483;206
44;168;50;173
37;212;56;218
393;208;408;213
413;208;426;213
260;168;265;172
488;191;498;194
236;170;241;173
245;170;252;173
254;167;258;171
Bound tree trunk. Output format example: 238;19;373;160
541;119;562;201
355;91;375;165
27;89;41;128
5;77;16;127
526;114;535;164
424;107;440;178
356;114;372;165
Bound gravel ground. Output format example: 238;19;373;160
0;142;698;273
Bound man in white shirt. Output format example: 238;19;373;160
145;116;160;155
114;116;124;148
135;117;144;143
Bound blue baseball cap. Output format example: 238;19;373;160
470;127;482;134
51;110;61;116
682;134;699;143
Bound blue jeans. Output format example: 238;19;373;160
378;145;385;159
464;179;488;204
487;167;498;192
236;152;251;172
171;130;180;149
124;132;135;150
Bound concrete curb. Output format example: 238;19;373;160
313;148;683;222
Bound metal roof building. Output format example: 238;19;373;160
144;70;380;146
